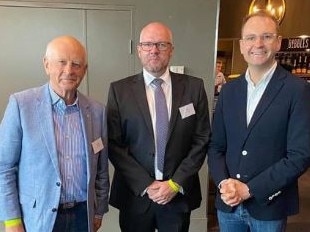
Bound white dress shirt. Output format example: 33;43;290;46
246;62;277;125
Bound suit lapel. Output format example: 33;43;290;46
169;74;185;138
129;73;186;140
131;74;154;137
36;84;60;177
236;77;248;133
244;67;285;140
78;92;92;183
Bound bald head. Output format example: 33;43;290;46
139;22;173;44
45;35;87;65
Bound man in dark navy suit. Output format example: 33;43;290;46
208;11;310;232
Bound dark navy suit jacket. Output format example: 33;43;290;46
208;65;310;220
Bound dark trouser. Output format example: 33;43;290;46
119;202;191;232
53;201;88;232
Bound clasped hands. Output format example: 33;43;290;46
220;178;251;207
147;180;177;205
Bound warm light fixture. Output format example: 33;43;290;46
249;0;286;24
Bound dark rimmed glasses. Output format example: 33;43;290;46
138;42;172;51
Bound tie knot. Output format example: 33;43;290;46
152;78;164;88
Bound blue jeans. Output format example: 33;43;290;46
53;201;88;232
217;204;287;232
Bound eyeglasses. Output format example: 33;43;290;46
138;42;172;51
241;33;279;45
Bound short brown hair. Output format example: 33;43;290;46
241;10;280;36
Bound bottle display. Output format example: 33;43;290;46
301;54;308;74
277;37;310;80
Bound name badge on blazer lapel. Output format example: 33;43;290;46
91;137;104;154
179;103;195;119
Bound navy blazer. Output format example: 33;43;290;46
208;65;310;220
107;72;210;213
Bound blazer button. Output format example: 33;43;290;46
242;150;248;156
52;208;57;212
56;182;61;187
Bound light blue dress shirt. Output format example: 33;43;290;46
49;87;87;203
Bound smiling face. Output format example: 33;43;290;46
240;15;282;71
137;22;174;77
43;36;87;103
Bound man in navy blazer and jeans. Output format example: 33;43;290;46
208;11;310;232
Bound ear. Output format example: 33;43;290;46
275;36;282;52
137;46;142;59
43;57;50;75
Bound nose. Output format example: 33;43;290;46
150;44;160;52
254;36;264;46
63;63;73;74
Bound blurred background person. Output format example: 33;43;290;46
214;59;226;95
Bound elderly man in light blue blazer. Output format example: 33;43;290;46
0;36;109;232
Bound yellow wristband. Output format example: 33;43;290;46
4;218;22;227
168;179;180;193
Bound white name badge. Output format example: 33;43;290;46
92;137;104;154
179;103;196;119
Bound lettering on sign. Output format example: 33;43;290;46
280;38;310;51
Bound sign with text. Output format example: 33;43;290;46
280;37;310;52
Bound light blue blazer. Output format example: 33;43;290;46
0;83;109;232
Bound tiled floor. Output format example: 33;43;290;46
207;169;310;232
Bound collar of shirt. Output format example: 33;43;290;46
245;61;277;88
49;84;79;113
143;68;172;88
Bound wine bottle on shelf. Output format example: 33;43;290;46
301;54;308;74
296;54;302;74
285;53;292;72
280;53;286;66
291;54;297;74
307;58;310;74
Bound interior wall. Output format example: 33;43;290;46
3;0;218;105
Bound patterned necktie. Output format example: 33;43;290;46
152;78;169;173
